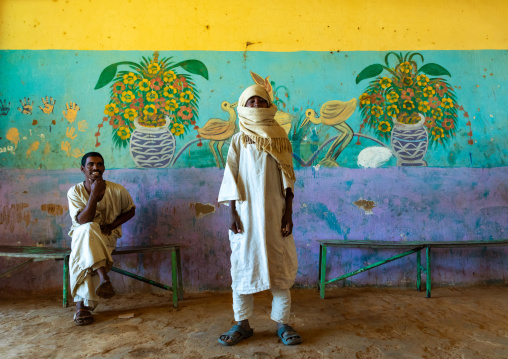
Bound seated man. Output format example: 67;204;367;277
67;151;136;326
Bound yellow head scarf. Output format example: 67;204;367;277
237;85;295;180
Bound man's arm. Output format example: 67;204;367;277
281;187;294;237
76;179;106;224
100;207;136;236
229;200;243;234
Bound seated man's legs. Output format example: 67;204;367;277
69;222;117;325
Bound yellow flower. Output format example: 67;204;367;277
171;122;185;136
120;91;135;103
400;61;413;73
104;103;119;116
423;86;436;97
370;105;383;117
163;70;177;83
378;121;391;132
402;100;415;110
418;101;430;112
146;90;159;102
431;127;445;139
138;79;151;92
402;77;413;86
359;93;371;106
431;108;443;119
123;72;137;85
416;74;429;86
163;85;177;98
387;104;399;117
124;108;138;120
117;126;131;140
165;99;179;112
379;77;392;89
441;97;454;109
179;89;194;103
147;62;160;75
143;104;157;117
386;92;399;103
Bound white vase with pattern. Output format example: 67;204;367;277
390;113;428;166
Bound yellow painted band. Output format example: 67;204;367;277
1;0;507;51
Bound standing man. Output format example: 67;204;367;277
67;152;136;326
218;85;302;346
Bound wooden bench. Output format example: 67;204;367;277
0;244;183;308
318;239;508;299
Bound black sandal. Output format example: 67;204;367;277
218;324;254;346
73;309;94;326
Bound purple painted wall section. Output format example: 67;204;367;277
1;167;507;294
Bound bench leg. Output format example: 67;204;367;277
319;245;327;299
63;255;70;308
176;247;183;300
171;249;178;308
426;246;431;298
416;249;421;291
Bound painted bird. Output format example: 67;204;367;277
197;100;238;168
301;98;357;167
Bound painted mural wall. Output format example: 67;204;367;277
1;0;507;294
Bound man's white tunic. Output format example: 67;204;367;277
218;133;298;295
67;181;135;308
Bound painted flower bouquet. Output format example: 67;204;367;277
356;52;466;147
94;51;208;148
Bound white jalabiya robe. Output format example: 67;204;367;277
67;181;135;308
218;133;298;295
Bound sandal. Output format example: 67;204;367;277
73;309;94;326
218;324;254;346
276;325;302;345
96;280;115;299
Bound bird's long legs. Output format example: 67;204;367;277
320;123;354;167
208;140;221;168
217;141;226;168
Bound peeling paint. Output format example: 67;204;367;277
41;203;67;216
191;202;215;219
353;199;376;215
0;203;30;232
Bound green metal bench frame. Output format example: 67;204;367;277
318;239;508;299
0;244;183;308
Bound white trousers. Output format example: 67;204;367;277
69;222;116;309
233;287;291;324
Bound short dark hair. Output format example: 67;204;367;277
81;152;104;166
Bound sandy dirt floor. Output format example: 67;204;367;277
0;286;507;359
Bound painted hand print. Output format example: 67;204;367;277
94;51;209;168
0;100;11;116
39;96;56;114
62;102;80;123
356;52;470;166
17;98;34;115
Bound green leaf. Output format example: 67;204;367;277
419;63;451;77
94;61;140;90
355;64;385;84
170;60;209;80
94;63;119;90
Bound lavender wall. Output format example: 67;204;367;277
1;167;506;294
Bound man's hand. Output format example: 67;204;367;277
229;200;243;234
100;224;114;236
39;96;56;114
281;211;293;237
90;179;106;202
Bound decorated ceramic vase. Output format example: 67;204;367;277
390;113;428;166
129;117;176;168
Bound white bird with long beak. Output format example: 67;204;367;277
301;98;357;167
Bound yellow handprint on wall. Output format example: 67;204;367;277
17;97;34;115
39;96;56;114
61;141;71;156
77;120;88;132
62;102;80;123
71;148;85;159
66;127;77;140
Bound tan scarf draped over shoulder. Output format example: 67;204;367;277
237;85;295;181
